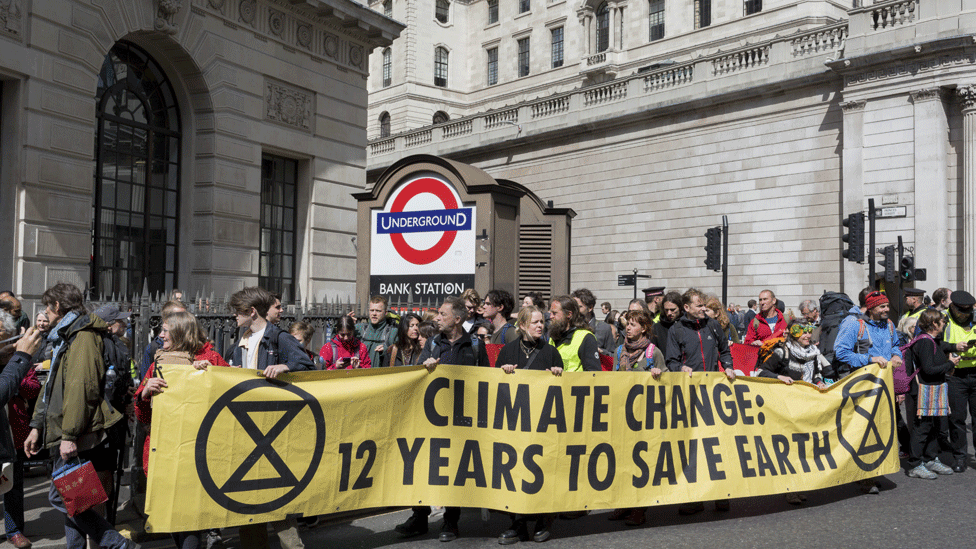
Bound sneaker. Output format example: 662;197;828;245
785;492;803;505
858;479;880;494
395;514;428;537
908;464;938;479
924;458;954;475
678;502;704;515
8;533;31;549
624;509;646;526
532;517;553;542
206;529;223;549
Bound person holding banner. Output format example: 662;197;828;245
495;305;562;544
388;313;424;367
833;290;898;493
135;311;228;549
548;297;600;372
757;321;828;389
651;292;683;349
396;296;488;542
903;309;958;480
607;308;664;526
665;288;735;515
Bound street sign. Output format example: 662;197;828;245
875;207;907;219
618;274;636;286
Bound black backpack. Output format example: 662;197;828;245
818;291;857;380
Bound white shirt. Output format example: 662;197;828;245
242;327;266;370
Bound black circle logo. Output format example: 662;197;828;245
835;372;894;472
195;379;326;514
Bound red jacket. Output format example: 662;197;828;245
136;342;229;474
744;310;787;344
8;368;40;450
319;337;371;369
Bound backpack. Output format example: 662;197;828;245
817;291;856;379
614;343;656;371
500;323;514;343
757;336;787;366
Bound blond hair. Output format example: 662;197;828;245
163;311;207;355
516;305;543;338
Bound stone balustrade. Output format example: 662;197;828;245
369;6;923;161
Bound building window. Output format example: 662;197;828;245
596;3;610;52
488;0;498;24
93;41;180;298
434;46;449;87
433;111;449;124
436;0;449;22
519;0;530;13
744;0;761;15
649;0;664;41
382;48;392;87
379;112;391;137
517;37;530;77
551;27;564;68
487;47;499;85
259;154;297;300
694;0;710;28
384;0;392;16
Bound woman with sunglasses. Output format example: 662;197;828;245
756;319;827;504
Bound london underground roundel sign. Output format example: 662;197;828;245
371;173;476;281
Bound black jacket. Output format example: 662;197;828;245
420;332;489;366
496;335;563;371
905;336;954;396
0;351;33;462
665;316;732;372
232;323;314;372
652;315;678;349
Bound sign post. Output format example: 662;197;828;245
618;270;651;301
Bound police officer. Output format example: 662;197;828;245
901;288;927;323
942;290;976;472
643;287;666;323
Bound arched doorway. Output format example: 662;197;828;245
92;41;181;297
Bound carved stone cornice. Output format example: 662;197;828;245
958;85;976;112
841;100;866;113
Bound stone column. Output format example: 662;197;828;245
841;99;867;293
910;88;949;288
959;85;976;291
608;5;616;52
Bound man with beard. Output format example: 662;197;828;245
941;290;976;472
548;296;600;372
395;296;487;542
833;290;898;491
664;288;734;515
572;288;615;355
652;292;683;348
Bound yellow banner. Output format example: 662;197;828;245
145;364;899;532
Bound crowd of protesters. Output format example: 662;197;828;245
0;279;972;548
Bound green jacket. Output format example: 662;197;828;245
30;313;123;449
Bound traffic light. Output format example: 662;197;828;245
704;227;722;272
878;245;896;283
842;212;865;263
900;255;915;282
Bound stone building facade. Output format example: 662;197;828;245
0;0;401;306
366;0;976;310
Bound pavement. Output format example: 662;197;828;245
9;431;976;549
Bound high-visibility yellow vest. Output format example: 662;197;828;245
944;319;976;368
550;329;589;373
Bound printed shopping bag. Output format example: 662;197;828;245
52;460;108;516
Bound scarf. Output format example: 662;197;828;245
619;336;650;371
784;339;821;383
42;311;79;404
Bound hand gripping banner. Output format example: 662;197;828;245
145;364;900;532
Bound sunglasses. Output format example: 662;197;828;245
789;324;816;337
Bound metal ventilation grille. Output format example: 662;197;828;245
518;224;553;299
